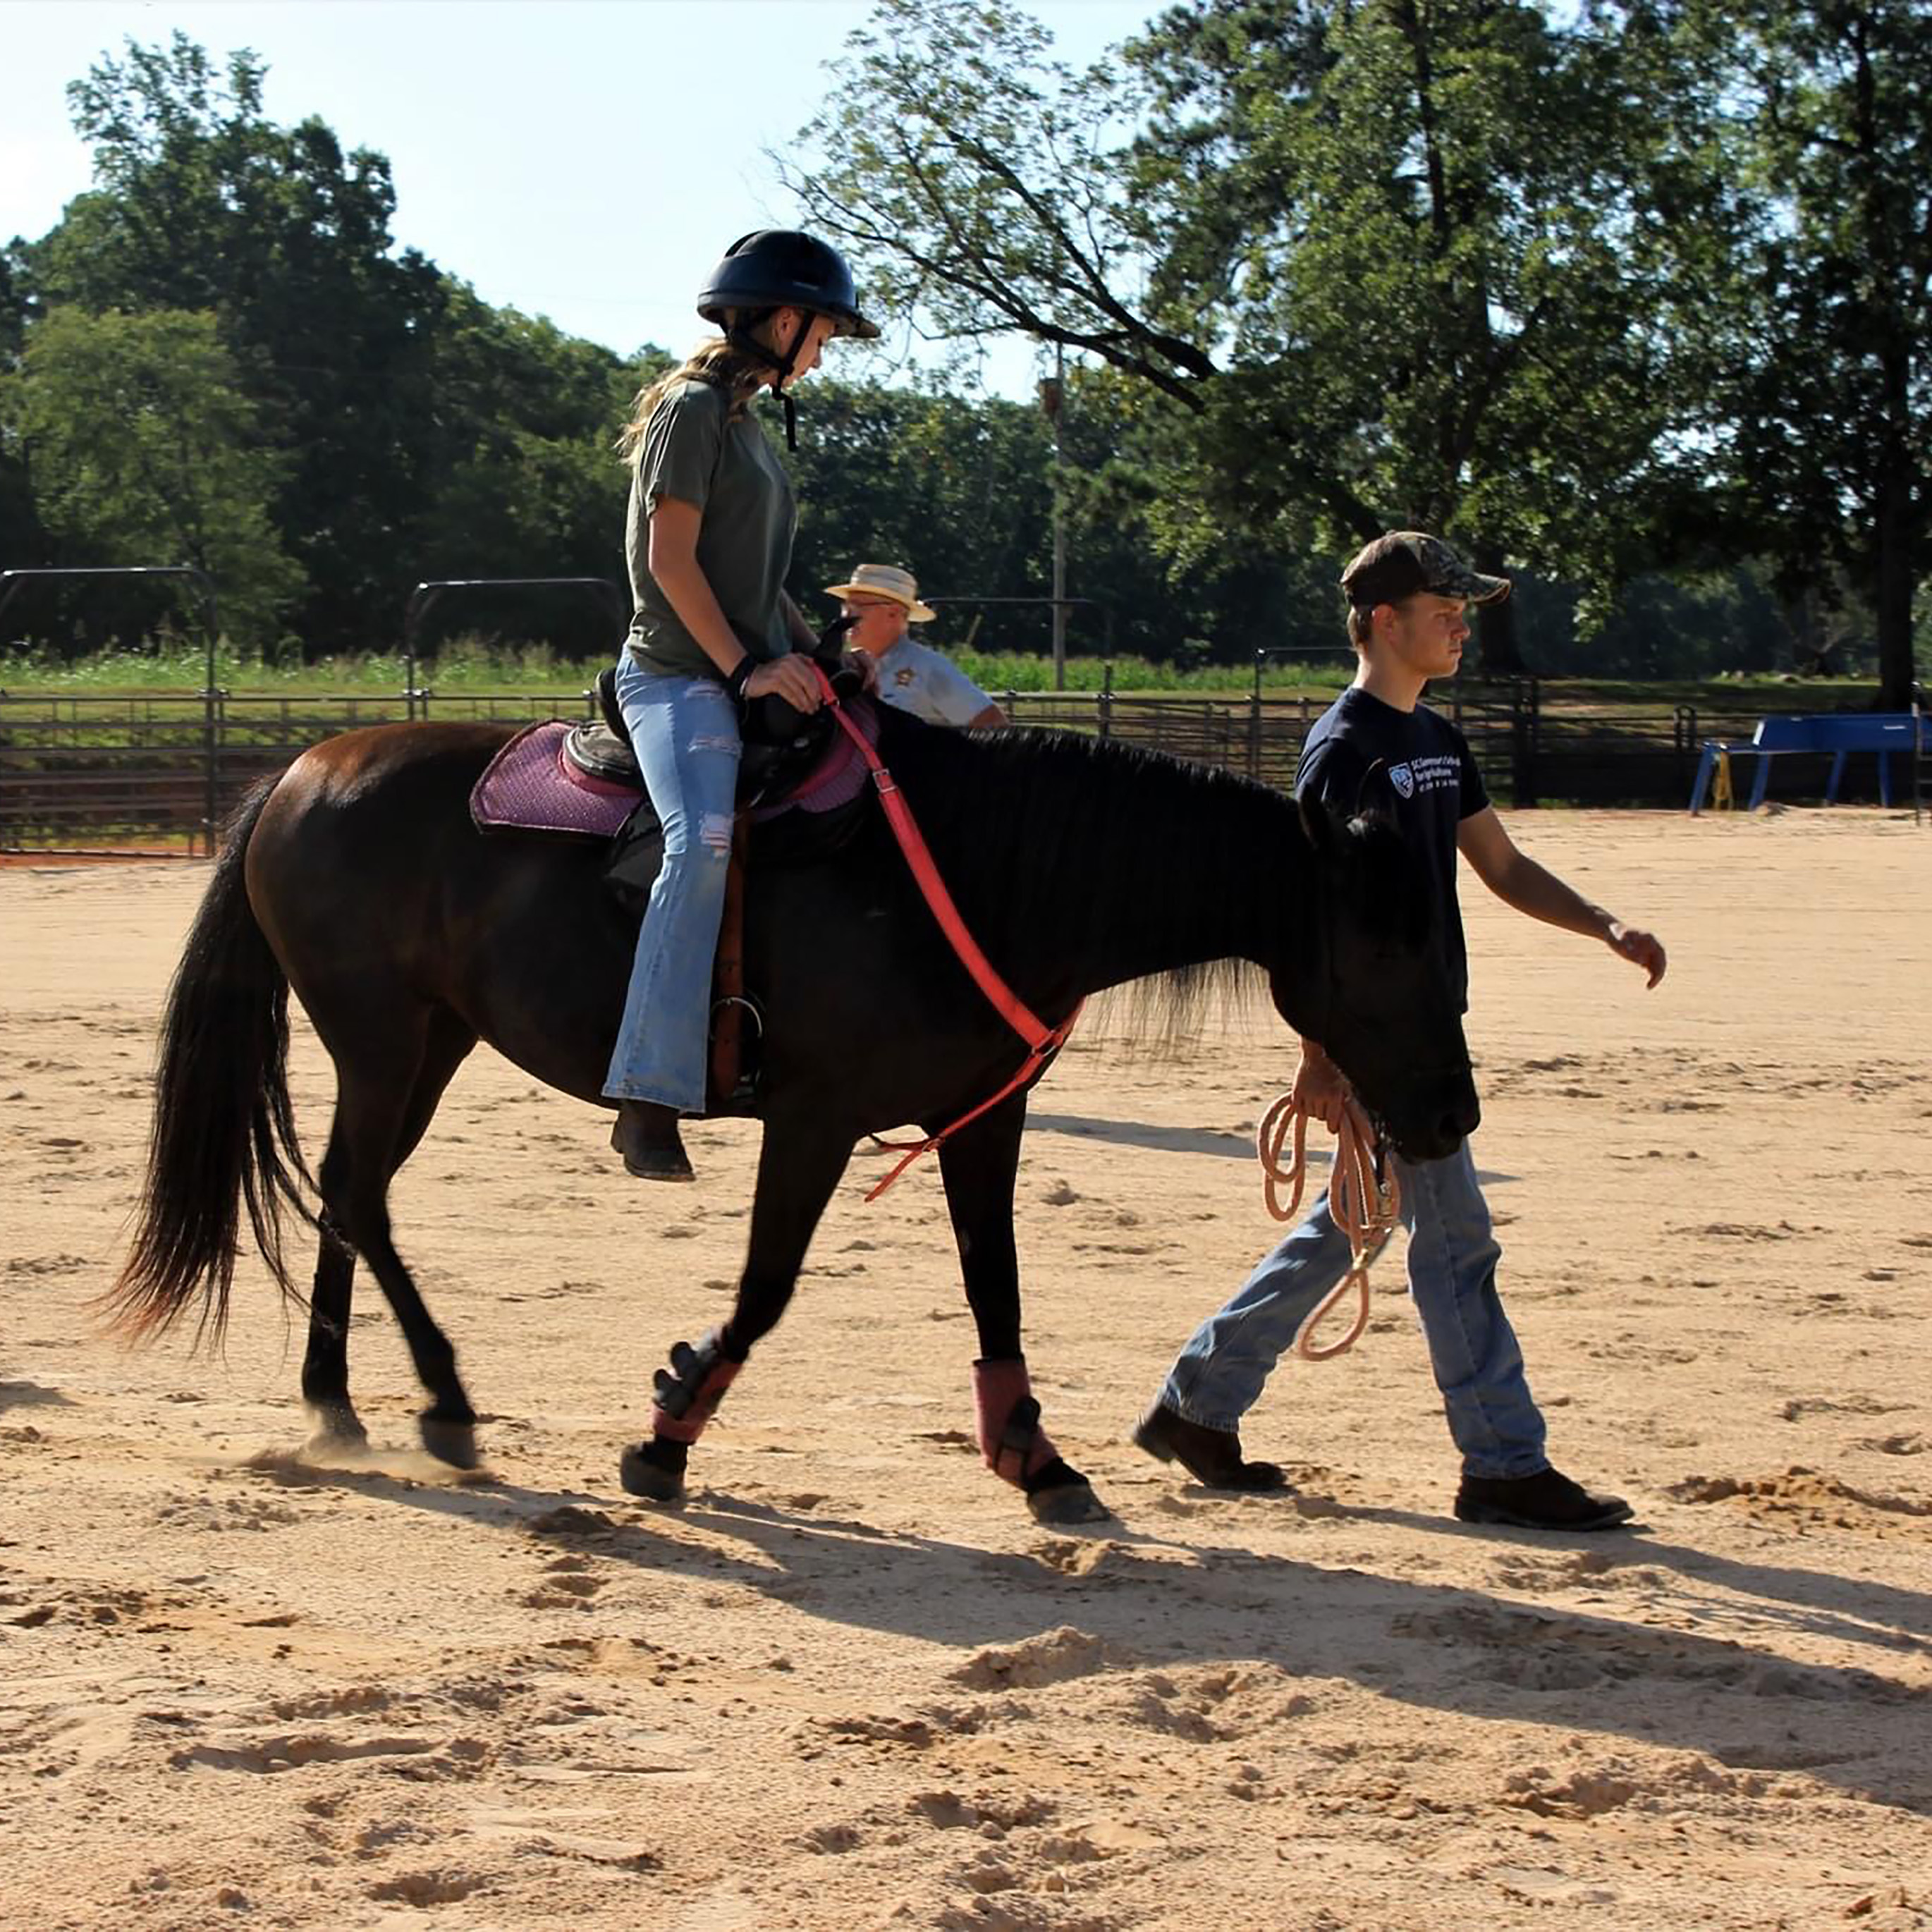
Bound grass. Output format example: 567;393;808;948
0;637;1887;709
0;636;1357;698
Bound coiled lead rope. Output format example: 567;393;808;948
1254;1090;1402;1361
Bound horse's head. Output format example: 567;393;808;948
1270;797;1480;1163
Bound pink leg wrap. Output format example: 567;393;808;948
649;1335;742;1443
972;1358;1060;1486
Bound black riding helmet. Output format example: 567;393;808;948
697;230;876;448
697;229;879;340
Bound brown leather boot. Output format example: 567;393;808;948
610;1100;693;1181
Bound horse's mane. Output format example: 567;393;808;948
881;714;1297;1044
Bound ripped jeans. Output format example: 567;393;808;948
601;654;741;1113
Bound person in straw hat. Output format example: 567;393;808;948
824;564;1007;730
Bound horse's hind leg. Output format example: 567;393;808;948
620;1108;853;1503
938;1095;1108;1526
301;1211;367;1453
305;1008;479;1465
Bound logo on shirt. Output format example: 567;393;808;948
894;667;916;687
1388;763;1416;800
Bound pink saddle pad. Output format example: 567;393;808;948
470;723;637;839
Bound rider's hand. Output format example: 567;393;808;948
1606;919;1667;989
742;655;824;713
845;649;880;694
1292;1043;1352;1134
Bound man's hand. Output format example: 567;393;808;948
1292;1043;1353;1132
1606;919;1667;989
844;649;880;695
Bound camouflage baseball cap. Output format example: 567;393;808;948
1340;532;1510;609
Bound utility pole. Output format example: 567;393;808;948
1039;341;1067;692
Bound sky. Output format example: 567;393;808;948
2;0;1160;398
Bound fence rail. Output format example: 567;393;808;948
0;680;1905;852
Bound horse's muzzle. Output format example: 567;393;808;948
1386;1077;1480;1165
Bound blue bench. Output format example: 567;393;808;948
1689;711;1925;813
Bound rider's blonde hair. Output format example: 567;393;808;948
616;312;779;462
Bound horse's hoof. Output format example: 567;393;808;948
302;1406;369;1458
1027;1480;1112;1526
620;1439;687;1503
419;1417;480;1468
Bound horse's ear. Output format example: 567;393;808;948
1298;790;1348;862
1354;759;1392;824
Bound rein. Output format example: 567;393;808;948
1254;1089;1402;1360
808;664;1082;1200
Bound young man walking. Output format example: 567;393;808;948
1135;532;1667;1531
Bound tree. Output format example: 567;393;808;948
787;0;1725;673
4;306;305;644
406;287;635;654
18;33;641;659
777;367;1330;665
32;34;446;650
783;377;1053;634
0;245;51;574
1686;0;1930;706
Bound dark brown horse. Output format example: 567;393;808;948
109;707;1476;1522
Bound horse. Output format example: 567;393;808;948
107;704;1478;1524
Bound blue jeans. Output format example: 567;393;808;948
1159;1138;1548;1480
601;654;740;1113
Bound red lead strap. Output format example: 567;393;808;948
808;664;1082;1199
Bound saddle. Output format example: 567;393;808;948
469;653;878;1116
569;663;868;814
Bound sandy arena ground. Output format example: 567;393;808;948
2;808;1928;1932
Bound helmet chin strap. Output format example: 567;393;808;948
723;311;803;450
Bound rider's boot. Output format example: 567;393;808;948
611;1099;694;1182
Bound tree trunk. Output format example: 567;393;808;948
1470;540;1527;677
1872;468;1919;711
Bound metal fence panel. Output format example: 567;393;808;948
0;682;1902;852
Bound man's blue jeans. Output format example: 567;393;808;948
1158;1138;1549;1480
601;655;740;1114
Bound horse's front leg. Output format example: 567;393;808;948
938;1095;1110;1525
620;1107;854;1503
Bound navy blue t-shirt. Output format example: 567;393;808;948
1295;687;1490;1012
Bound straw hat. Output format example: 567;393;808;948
822;563;936;623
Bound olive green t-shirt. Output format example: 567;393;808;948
624;377;796;678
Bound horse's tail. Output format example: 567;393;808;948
104;776;316;1347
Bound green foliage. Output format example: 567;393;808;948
6;16;1918;696
13;32;632;661
1672;0;1931;704
790;0;1737;675
783;376;1055;630
0;635;1345;697
2;306;304;644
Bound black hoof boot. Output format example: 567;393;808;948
303;1403;369;1459
611;1101;694;1181
419;1414;480;1469
620;1436;689;1503
1025;1457;1113;1525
